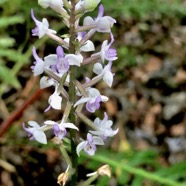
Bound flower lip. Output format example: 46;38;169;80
76;133;104;156
86;96;101;113
53;124;67;140
44;120;78;140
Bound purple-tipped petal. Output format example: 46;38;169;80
32;27;39;36
105;48;117;61
110;32;114;46
84;143;96;156
97;4;104;18
22;121;47;144
32;47;39;61
87;133;93;143
31;9;37;23
44;105;51;112
32;47;45;76
56;46;64;58
103;112;108;122
22;123;32;138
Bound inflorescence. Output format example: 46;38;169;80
23;0;118;158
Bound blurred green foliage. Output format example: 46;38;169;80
102;0;186;18
0;0;62;96
0;0;32;94
80;149;186;185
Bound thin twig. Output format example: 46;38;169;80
0;89;43;137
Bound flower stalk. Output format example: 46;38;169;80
81;174;98;186
59;144;72;168
68;0;78;184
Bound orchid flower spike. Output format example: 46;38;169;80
76;133;104;156
44;119;78;140
74;88;109;113
31;9;57;38
89;112;118;140
22;121;47;144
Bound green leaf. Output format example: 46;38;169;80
85;153;184;186
0;64;21;88
0;37;15;48
0;0;7;5
0;49;27;62
0;15;24;28
96;176;109;186
155;162;186;180
131;175;145;186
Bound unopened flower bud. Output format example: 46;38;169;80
38;0;63;9
84;0;101;12
38;0;68;19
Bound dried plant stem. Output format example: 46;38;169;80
89;154;182;186
76;112;98;130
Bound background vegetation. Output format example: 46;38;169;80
0;0;186;185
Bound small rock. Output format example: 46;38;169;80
163;92;186;120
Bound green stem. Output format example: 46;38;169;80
59;144;72;168
81;174;98;186
87;154;184;186
68;0;78;185
62;101;72;123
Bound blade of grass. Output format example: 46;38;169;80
84;153;185;186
